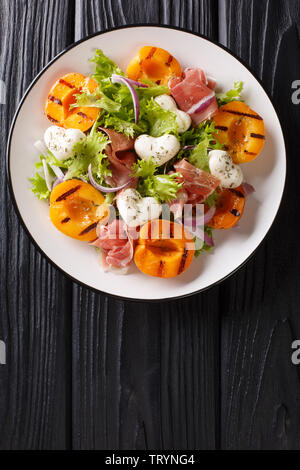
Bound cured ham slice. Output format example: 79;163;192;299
169;68;218;125
99;128;137;187
207;76;216;90
92;219;134;270
168;188;189;219
174;159;220;203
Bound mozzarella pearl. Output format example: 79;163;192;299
134;134;180;166
208;150;243;188
117;189;162;227
44;126;86;161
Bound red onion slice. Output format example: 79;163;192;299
242;182;255;196
124;77;149;88
203;231;214;246
204;206;216;224
49;163;64;180
187;94;215;115
182;145;196;151
111;74;140;124
181;216;214;247
88;163;133;193
52;177;63;189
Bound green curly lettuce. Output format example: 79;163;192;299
29;172;50;200
63;130;111;183
132;158;182;203
216;81;243;107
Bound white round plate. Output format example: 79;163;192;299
7;25;286;301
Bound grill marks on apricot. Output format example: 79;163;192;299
56;185;81;202
79;222;98;236
50;180;105;242
126;46;182;86
213;101;265;163
134;220;195;278
208;185;246;230
45;72;100;132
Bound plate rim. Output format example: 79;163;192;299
6;23;287;303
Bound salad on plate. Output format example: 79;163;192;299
30;46;265;278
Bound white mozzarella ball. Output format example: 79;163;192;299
208;150;243;188
117;189;162;227
44;126;86;161
134;134;180;166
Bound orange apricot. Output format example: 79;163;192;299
127;46;182;85
208;185;246;229
45;73;99;132
134;219;195;278
49;179;106;242
213;101;265;163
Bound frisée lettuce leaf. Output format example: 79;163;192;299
216;81;243;107
29;172;50;200
132;158;182;203
63;130;111;183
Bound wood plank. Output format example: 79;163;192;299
0;0;75;449
220;0;300;450
72;0;220;450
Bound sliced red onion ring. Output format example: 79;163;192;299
52;177;63;189
242;182;255;196
42;159;52;191
204;206;216;224
180;217;214;246
34;140;48;155
48;163;64;180
88;163;133;193
187;94;215;115
203;231;214;246
182;145;196;151
111;74;140;123
123;77;149;88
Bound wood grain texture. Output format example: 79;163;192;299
0;0;75;449
72;0;220;450
220;0;300;450
1;0;300;451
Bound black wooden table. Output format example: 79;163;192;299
0;0;299;450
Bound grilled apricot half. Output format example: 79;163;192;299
126;46;182;85
134;219;195;278
208;185;246;230
45;72;100;132
49;180;105;242
213;101;265;163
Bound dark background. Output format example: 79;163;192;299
0;0;299;450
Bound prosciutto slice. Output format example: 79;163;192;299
168;188;189;219
92;219;134;270
174;159;220;204
99;128;137;187
169;68;218;125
